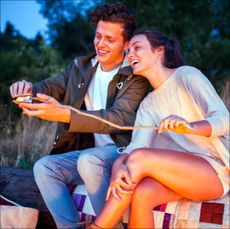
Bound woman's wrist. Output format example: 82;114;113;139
113;153;129;168
189;120;212;137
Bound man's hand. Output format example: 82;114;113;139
106;158;135;201
18;93;71;123
10;80;32;98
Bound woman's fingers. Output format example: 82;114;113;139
113;180;134;193
105;186;112;201
112;185;121;200
158;115;191;134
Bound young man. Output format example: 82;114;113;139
10;2;149;228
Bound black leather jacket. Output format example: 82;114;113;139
33;53;150;154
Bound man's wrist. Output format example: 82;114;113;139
61;107;71;123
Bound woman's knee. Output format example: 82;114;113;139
126;148;145;166
126;148;155;177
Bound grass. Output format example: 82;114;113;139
0;116;56;168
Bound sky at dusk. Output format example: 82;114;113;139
1;0;48;39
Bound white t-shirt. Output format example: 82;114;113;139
84;62;121;147
123;66;229;168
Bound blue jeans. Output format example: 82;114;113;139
33;145;119;229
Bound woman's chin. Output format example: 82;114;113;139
132;68;141;75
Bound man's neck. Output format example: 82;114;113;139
100;61;123;72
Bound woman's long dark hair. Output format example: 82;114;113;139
133;28;185;68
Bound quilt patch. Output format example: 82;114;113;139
72;186;230;228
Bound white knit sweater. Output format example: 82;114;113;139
123;66;229;168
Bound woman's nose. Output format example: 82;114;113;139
127;50;134;58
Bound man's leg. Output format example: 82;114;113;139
77;145;119;216
34;151;84;229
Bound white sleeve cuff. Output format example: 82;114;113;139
206;116;229;137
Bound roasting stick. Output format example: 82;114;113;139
29;96;159;131
62;105;159;131
14;96;192;132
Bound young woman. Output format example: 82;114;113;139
90;28;229;228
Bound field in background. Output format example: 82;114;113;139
0;80;229;169
0;116;56;168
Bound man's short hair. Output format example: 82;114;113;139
91;2;136;41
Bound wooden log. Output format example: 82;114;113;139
0;166;56;229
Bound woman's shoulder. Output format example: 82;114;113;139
176;65;201;76
175;65;205;83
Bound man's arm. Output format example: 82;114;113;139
32;61;74;101
68;76;150;134
18;75;150;134
10;61;73;101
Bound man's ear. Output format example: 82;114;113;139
124;41;129;53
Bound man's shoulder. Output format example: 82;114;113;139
73;53;97;68
118;65;133;76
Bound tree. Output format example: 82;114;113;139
36;0;101;60
0;22;65;121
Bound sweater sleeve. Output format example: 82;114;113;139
184;68;229;137
121;97;157;154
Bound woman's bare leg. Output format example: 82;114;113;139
129;178;182;228
126;148;223;200
94;148;224;228
93;189;133;228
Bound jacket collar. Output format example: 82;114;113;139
75;53;133;78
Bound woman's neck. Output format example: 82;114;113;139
145;66;176;89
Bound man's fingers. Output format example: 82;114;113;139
24;82;32;94
21;108;44;117
18;82;25;95
10;83;20;98
10;81;32;98
36;93;57;103
9;84;15;98
18;80;31;95
19;102;47;110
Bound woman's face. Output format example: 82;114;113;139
128;34;161;75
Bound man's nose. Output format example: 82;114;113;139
98;38;106;47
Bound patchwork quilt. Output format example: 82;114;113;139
72;185;230;229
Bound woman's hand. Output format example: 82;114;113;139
106;156;135;201
158;115;193;134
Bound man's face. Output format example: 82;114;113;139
94;21;128;71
